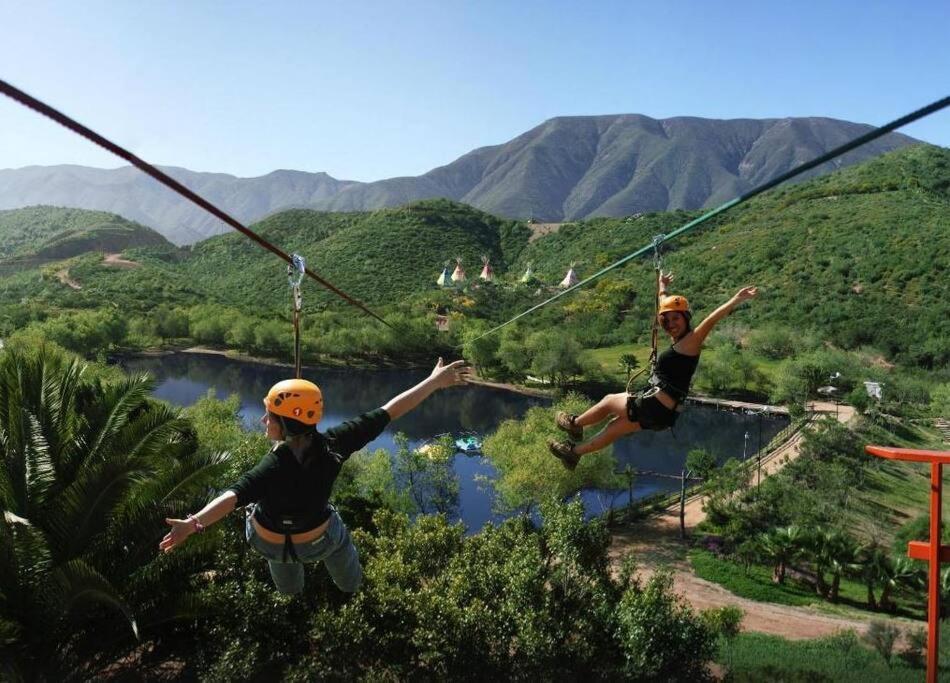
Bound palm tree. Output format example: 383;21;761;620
877;556;922;613
805;528;833;598
757;526;805;585
0;346;228;678
860;541;888;609
861;543;923;612
825;534;861;603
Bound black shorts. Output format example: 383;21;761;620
626;393;678;431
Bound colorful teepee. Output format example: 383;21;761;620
436;262;450;287
479;255;493;282
559;262;579;288
520;261;534;283
451;257;466;283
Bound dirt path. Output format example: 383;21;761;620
103;253;140;268
607;401;909;641
55;268;81;290
527;222;565;242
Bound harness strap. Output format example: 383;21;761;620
282;534;300;563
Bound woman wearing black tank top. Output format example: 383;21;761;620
550;271;757;470
159;357;471;593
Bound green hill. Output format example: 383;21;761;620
514;144;949;367
0;205;174;262
183;199;530;309
0;145;947;369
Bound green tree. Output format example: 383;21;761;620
0;345;226;678
686;448;717;481
461;321;502;377
497;327;530;379
526;330;584;386
618;352;639;379
152;305;189;341
757;526;805;585
615;571;716;680
393;433;459;515
482;395;622;513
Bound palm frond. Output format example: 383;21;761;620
99;406;191;468
24;412;56;518
46;458;148;561
37;358;85;483
50;559;139;640
84;374;155;467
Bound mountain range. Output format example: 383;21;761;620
0;114;920;245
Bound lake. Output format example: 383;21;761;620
118;352;788;530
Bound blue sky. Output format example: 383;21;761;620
1;1;947;181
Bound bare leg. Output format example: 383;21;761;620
575;415;641;456
574;392;629;428
550;392;639;468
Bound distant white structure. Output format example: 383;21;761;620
451;257;466;283
479;255;493;282
559;262;579;288
436;262;450;287
864;381;883;401
520;261;534;283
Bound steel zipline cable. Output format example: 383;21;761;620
0;78;391;328
465;94;950;345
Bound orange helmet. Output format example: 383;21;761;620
264;379;323;426
658;295;691;317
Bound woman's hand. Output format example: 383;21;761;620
383;358;473;420
159;517;195;553
733;286;758;303
428;357;472;390
659;270;675;290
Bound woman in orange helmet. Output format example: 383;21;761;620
549;270;757;470
159;357;471;594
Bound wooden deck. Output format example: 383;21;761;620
685;395;789;415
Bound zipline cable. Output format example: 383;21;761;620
0;78;391;328
465;94;950;345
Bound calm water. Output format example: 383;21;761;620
118;353;788;530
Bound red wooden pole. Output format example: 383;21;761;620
928;462;941;683
865;445;950;683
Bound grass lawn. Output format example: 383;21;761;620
689;549;926;620
583;343;651;379
718;631;939;682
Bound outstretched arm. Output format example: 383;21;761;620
658;270;674;298
160;490;237;553
688;286;758;349
382;358;471;421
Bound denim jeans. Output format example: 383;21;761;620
245;506;362;594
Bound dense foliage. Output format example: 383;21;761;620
0;344;723;680
0;147;946;385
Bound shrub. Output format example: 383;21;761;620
863;620;900;666
615;571;716;681
701;605;744;640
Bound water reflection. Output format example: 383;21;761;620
118;353;788;530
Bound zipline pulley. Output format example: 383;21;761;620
288;253;306;378
650;233;666;271
647;234;667;373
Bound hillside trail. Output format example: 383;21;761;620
103;253;140;268
55;268;81;290
607;400;923;641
